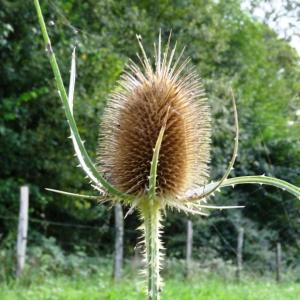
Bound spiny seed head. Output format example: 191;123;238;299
97;33;211;199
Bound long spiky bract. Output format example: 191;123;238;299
33;0;130;201
34;1;300;299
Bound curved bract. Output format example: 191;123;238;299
183;175;300;201
224;176;300;198
33;0;129;201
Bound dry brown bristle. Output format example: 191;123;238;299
97;34;211;199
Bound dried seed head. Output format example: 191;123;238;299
97;34;211;199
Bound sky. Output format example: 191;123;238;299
242;0;300;54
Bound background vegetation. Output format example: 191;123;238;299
0;0;299;296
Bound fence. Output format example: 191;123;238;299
0;185;286;281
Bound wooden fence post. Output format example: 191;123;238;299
16;185;29;277
236;227;244;282
276;242;282;282
113;203;124;281
186;219;193;278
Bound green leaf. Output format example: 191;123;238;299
45;188;99;200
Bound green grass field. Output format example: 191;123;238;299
1;273;300;300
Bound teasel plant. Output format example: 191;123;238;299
34;0;300;299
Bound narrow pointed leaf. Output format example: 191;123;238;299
197;205;245;209
187;88;239;201
45;188;100;199
33;0;128;199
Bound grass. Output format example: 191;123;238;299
1;271;300;300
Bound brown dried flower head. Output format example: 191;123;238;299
97;34;211;200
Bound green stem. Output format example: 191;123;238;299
142;201;162;300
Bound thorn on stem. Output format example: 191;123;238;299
45;43;53;55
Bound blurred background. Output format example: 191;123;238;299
0;0;299;299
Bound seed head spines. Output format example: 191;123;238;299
97;33;211;199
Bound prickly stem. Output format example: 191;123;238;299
141;201;162;300
140;119;166;299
